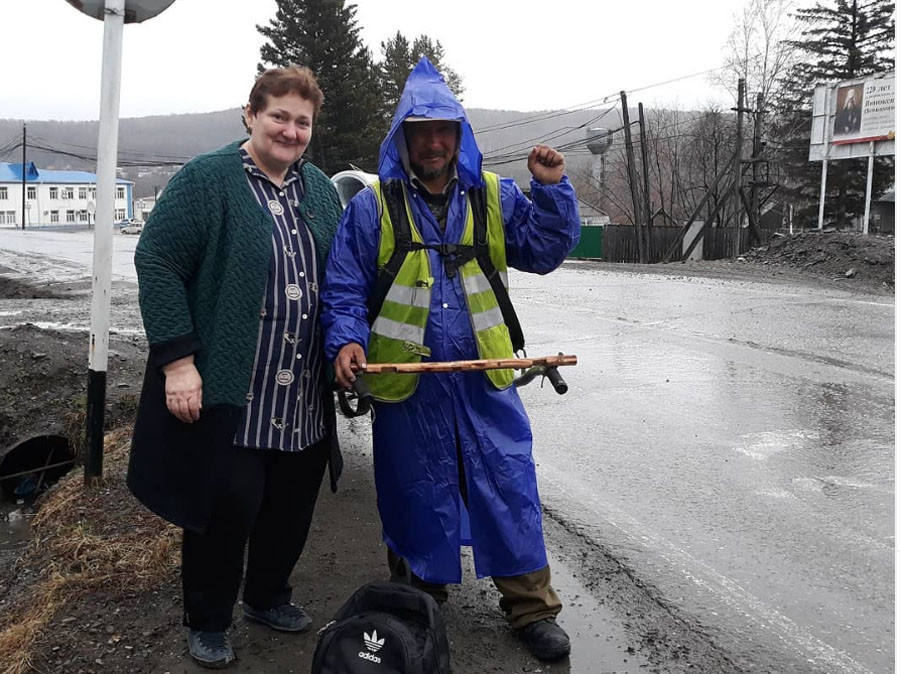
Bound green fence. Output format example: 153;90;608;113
567;225;603;259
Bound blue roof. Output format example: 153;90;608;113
0;162;131;185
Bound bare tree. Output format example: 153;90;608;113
682;107;735;227
715;0;799;107
574;106;737;229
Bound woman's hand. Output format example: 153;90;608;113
162;355;203;423
334;343;366;390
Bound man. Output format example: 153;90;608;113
321;58;579;663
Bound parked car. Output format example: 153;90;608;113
119;221;143;235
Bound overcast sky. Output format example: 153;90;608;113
4;0;752;121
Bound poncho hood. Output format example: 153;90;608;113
378;57;483;189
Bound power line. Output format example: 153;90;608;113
27;134;193;162
474;65;727;136
480;105;619;159
0;140;188;167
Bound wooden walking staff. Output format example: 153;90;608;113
354;354;577;374
339;354;578;417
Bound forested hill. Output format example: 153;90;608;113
0;106;614;196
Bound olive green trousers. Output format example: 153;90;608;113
387;549;562;629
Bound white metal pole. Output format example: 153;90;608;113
816;160;828;230
862;141;875;235
85;0;125;484
817;88;831;231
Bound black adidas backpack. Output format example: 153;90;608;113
310;581;451;673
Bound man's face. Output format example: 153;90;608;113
404;120;460;183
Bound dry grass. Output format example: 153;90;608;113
0;426;180;674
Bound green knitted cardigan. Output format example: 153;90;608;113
134;140;341;407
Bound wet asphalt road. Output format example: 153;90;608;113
0;230;894;672
516;262;894;673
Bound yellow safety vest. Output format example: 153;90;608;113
366;171;515;401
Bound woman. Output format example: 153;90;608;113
127;66;343;669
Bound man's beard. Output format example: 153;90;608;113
411;160;450;182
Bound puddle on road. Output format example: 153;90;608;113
1;506;34;561
547;552;653;673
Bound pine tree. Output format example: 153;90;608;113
378;31;413;120
257;0;383;174
377;32;465;119
772;0;894;227
410;36;464;101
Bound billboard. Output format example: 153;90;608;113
809;73;894;161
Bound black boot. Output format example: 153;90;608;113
517;618;571;662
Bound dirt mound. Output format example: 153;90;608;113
0;324;146;453
0;277;66;300
743;230;894;292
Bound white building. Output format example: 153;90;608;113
134;194;158;222
0;162;133;228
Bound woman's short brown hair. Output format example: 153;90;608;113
247;65;324;120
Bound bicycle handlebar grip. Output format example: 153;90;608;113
351;376;374;415
544;366;568;395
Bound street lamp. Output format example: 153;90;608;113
64;0;177;486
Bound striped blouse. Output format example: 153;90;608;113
233;148;326;451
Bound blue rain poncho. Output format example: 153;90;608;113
321;58;579;583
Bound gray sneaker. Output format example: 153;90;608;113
242;602;312;632
187;629;235;669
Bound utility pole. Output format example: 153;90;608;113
620;91;646;263
732;79;745;257
638;103;653;262
21;123;26;230
751;92;763;234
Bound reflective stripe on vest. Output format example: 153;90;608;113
366;180;433;401
365;172;514;401
458;171;514;389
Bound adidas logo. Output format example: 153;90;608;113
358;629;386;664
364;629;385;653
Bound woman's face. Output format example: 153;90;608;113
244;92;315;174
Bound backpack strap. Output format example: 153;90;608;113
469;183;525;353
367;179;413;325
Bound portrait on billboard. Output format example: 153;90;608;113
834;84;863;136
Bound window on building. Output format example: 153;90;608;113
0;187;7;200
3;211;16;224
50;210;59;223
62;187;74;200
116;187;125;200
27;186;36;200
79;187;87;200
49;187;58;199
78;210;88;222
115;208;126;221
91;188;96;199
66;210;75;223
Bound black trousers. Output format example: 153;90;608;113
181;440;328;631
